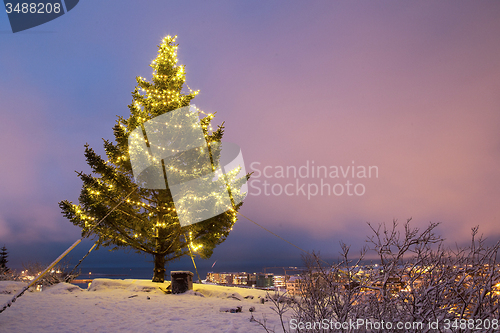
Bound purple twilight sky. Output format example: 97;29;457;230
1;1;500;274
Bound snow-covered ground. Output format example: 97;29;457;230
0;279;287;333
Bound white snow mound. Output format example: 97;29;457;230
43;282;83;294
0;281;27;294
89;278;169;294
0;279;286;333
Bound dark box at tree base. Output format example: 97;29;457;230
171;271;193;294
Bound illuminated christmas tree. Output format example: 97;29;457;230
59;36;247;283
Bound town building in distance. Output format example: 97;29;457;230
206;272;280;289
205;264;409;296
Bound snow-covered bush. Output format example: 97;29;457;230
260;220;500;333
19;262;78;287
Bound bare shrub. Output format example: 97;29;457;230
257;220;500;333
20;262;79;288
0;267;20;281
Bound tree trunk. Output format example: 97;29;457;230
152;252;166;282
152;217;167;283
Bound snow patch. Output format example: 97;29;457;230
183;289;205;297
43;283;83;294
89;278;169;294
0;279;283;332
0;281;27;294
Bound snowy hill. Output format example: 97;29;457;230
0;279;285;333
